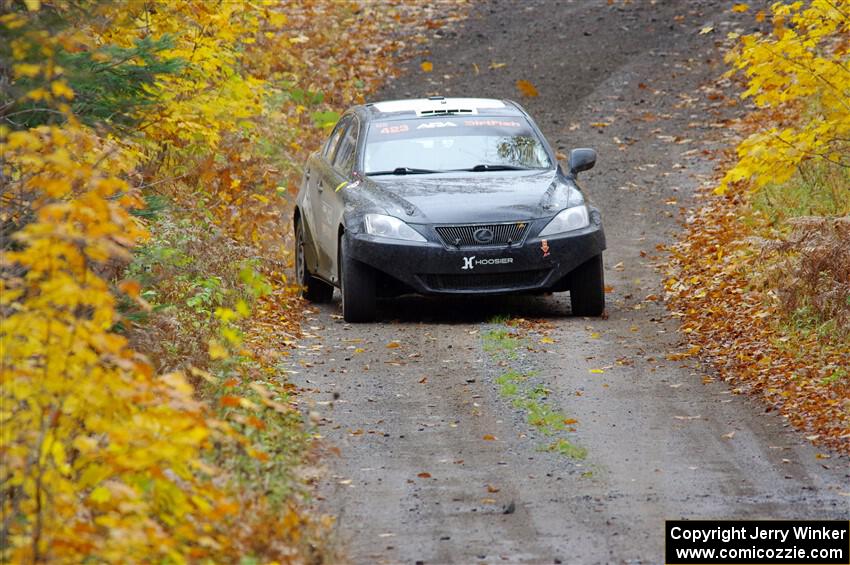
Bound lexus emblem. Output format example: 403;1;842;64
472;227;495;244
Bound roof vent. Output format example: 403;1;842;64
371;98;506;115
418;108;475;116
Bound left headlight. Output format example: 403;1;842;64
538;205;590;237
363;214;426;242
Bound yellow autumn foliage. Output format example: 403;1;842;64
0;2;288;562
717;0;850;194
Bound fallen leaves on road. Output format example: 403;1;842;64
516;79;539;97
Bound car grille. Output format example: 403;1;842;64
435;222;530;248
420;269;550;292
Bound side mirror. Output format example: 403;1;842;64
568;148;597;176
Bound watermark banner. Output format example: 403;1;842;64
666;520;849;564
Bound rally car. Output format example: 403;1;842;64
294;97;605;322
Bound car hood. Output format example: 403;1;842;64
358;170;583;224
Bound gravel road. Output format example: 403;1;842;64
290;1;849;563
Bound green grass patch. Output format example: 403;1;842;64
482;328;522;359
498;381;520;397
525;402;566;435
540;438;588;460
820;366;848;387
484;326;586;459
487;313;511;324
751;162;850;226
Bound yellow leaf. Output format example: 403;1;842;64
73;435;98;454
221;326;242;345
589;368;604;374
420;61;433;73
90;486;111;504
516;79;538;97
235;299;250;317
13;63;41;78
239;397;259;410
50;80;74;99
731;3;749;12
215;307;238;322
209;339;228;360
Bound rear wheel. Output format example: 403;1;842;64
295;219;334;303
570;254;605;317
340;236;376;323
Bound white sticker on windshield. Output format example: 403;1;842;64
416;121;458;129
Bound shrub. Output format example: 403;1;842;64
765;216;850;338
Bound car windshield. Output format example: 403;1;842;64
364;116;552;174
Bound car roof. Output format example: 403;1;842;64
362;97;526;120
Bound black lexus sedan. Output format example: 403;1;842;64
294;97;605;322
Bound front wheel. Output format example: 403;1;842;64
340;236;376;323
570;254;605;317
295;219;334;303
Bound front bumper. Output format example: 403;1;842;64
346;221;606;295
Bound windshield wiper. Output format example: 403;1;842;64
367;167;443;176
454;164;535;172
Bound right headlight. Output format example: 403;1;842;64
538;205;590;237
363;213;426;242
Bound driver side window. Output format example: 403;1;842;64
322;116;352;161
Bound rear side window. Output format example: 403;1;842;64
333;118;359;174
323;115;352;160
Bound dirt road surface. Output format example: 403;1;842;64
289;1;849;563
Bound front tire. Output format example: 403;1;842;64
340;236;376;323
295;219;334;303
570;254;605;317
